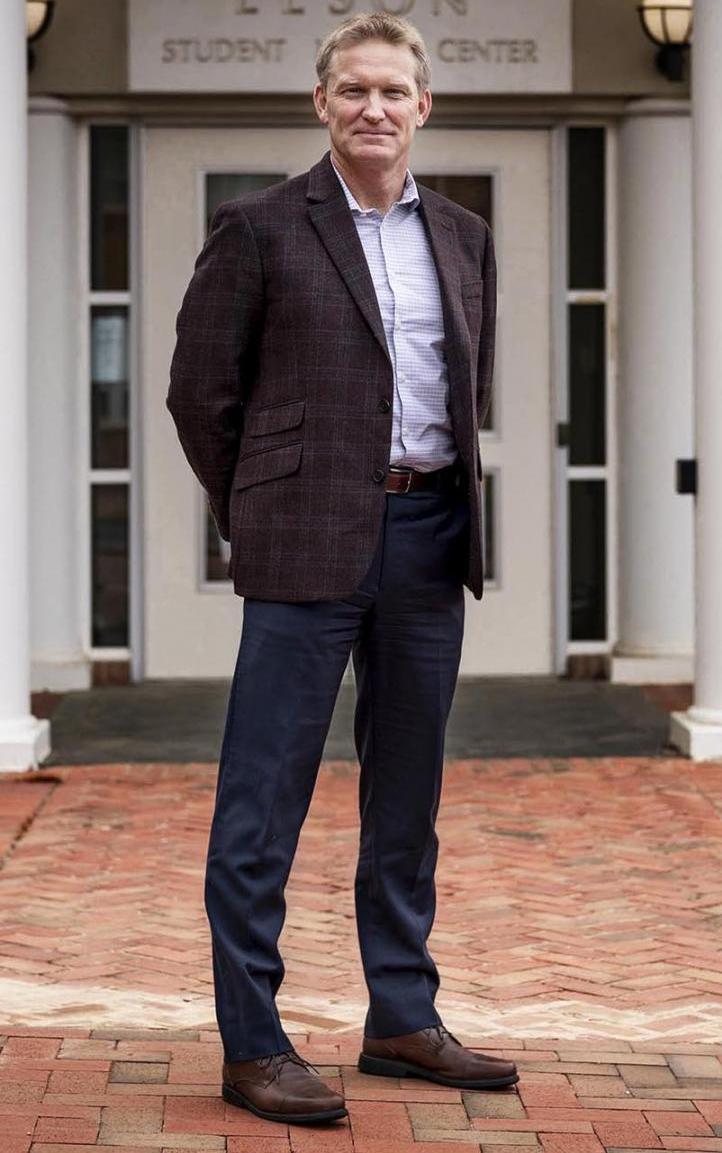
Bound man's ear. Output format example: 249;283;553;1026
417;88;432;128
313;82;329;124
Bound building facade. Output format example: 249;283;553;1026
3;0;722;765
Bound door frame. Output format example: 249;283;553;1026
142;124;555;677
99;118;618;679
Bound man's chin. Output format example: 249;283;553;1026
348;138;400;162
353;140;392;151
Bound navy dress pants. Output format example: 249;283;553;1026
204;483;469;1063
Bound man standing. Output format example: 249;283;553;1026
167;11;518;1127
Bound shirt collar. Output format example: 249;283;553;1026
331;158;420;214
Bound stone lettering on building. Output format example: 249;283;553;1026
129;0;572;93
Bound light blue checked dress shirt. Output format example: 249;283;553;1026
332;161;458;473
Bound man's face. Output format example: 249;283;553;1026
313;39;432;172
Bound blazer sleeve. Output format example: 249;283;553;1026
476;221;497;430
166;201;264;541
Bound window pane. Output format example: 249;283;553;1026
569;480;606;640
91;306;129;468
206;501;231;583
92;484;129;647
90;126;129;291
206;173;285;233
568;127;605;290
414;174;493;231
569;303;605;466
483;471;496;582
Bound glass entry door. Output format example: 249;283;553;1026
142;127;552;676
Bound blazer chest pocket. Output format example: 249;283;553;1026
234;440;303;491
245;398;305;437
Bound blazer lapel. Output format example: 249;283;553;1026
307;154;390;363
417;190;472;427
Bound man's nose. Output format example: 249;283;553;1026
362;93;385;121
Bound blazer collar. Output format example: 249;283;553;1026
304;149;422;213
306;150;347;204
417;183;454;233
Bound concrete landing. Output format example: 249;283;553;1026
39;678;684;766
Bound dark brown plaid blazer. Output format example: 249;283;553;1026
167;151;496;602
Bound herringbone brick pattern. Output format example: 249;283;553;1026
2;1027;722;1152
1;759;722;1038
1;757;722;1149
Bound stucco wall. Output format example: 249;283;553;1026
29;0;688;100
29;0;127;96
573;0;686;95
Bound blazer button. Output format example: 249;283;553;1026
378;398;391;413
372;468;386;484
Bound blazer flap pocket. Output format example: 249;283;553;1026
461;279;484;300
234;441;303;490
246;398;305;437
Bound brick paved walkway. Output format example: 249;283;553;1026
2;1027;722;1151
1;756;722;1149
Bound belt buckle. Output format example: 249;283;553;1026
389;467;413;494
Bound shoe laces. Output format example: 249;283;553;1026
257;1049;320;1082
428;1024;462;1050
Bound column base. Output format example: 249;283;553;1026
669;709;722;761
611;652;693;684
0;716;51;773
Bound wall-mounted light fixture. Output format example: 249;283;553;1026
638;0;693;82
27;1;55;72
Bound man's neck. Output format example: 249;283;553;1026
331;150;409;216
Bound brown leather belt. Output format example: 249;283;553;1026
385;464;461;495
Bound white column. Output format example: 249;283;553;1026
612;102;694;684
0;3;50;770
28;99;90;692
671;0;722;759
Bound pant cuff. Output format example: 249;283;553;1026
363;1007;443;1040
223;1039;294;1065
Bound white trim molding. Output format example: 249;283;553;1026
31;657;91;693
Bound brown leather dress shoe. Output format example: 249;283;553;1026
222;1050;347;1124
359;1024;519;1089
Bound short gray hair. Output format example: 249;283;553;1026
315;12;432;93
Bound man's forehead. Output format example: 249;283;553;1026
332;67;416;89
329;41;417;85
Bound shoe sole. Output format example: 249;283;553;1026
357;1052;519;1089
222;1082;348;1124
